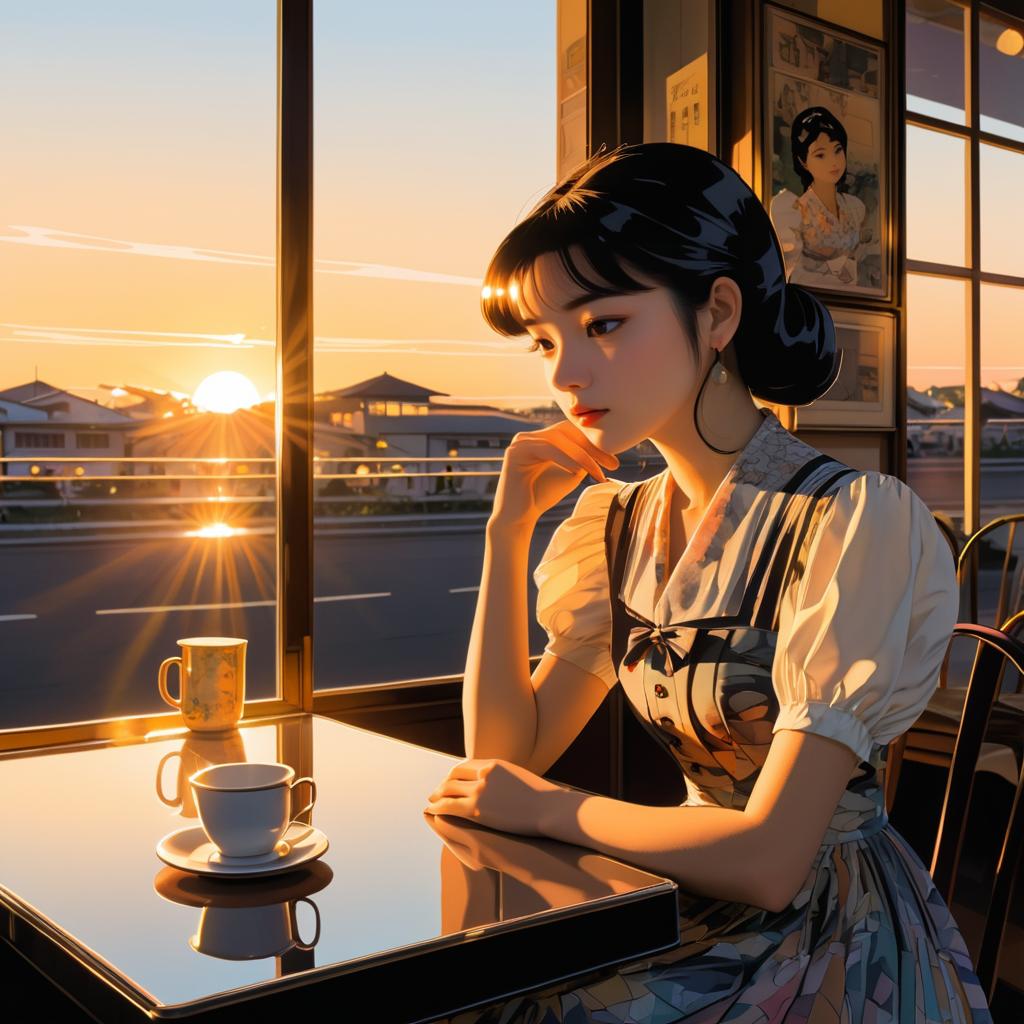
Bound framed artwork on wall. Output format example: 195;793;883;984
763;3;890;300
795;306;895;429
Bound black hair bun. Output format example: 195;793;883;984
737;281;841;407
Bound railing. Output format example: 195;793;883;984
0;454;659;531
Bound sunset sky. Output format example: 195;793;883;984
3;3;1022;410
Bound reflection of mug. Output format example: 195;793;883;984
158;637;246;732
189;898;321;961
155;731;248;818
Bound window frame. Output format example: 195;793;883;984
0;0;607;754
906;0;1024;537
0;0;312;754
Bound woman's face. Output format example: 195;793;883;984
802;131;846;186
515;247;711;455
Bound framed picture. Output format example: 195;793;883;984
795;307;895;429
666;52;711;152
763;4;889;300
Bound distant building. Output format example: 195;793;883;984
0;380;136;491
314;372;544;497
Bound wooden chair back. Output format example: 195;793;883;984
929;623;1024;1003
932;510;963;565
957;513;1024;632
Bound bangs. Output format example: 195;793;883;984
480;193;655;337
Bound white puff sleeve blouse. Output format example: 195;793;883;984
771;472;960;764
532;480;622;690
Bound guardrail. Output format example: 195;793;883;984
0;454;663;531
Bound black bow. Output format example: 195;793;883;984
622;619;690;677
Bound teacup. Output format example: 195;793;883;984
156;731;248;818
189;898;321;961
158;637;246;732
189;762;316;858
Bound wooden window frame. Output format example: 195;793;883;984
1;0;631;755
906;0;1024;537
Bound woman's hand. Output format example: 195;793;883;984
424;758;562;836
489;420;619;529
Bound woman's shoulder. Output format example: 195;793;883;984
770;188;802;214
840;190;866;216
533;479;623;576
809;469;948;570
571;477;627;519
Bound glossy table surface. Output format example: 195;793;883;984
0;714;681;1022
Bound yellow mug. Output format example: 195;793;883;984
158;637;247;732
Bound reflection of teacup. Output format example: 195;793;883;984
155;731;248;818
158;637;246;732
189;898;321;960
153;861;332;961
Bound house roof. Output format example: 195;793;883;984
0;380;69;404
0;380;136;423
981;387;1024;417
0;397;49;421
321;372;449;401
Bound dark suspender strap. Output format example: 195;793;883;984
604;479;647;674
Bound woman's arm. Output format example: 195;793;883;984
769;189;804;281
537;729;858;912
462;518;539;766
461;422;618;765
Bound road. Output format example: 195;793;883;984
907;458;1023;520
0;523;560;730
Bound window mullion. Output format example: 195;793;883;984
965;2;981;538
276;0;315;711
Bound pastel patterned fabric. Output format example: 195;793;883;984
452;410;991;1023
770;187;866;287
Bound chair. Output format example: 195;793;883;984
932;510;965;565
956;513;1024;631
929;623;1024;1004
898;514;1024;792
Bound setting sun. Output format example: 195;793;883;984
192;371;261;414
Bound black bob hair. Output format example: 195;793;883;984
481;142;839;407
790;106;849;191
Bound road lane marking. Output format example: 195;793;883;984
0;614;37;622
97;600;274;615
95;593;392;615
448;586;479;593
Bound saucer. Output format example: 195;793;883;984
156;821;329;879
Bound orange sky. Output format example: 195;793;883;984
3;4;1022;410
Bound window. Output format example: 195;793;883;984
13;432;65;449
76;432;110;449
312;2;556;691
905;1;1024;533
1;2;278;732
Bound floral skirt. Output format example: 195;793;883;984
446;824;991;1024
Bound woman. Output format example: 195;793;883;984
424;142;990;1022
770;106;867;288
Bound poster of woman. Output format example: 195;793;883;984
764;6;888;299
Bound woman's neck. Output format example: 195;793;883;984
810;180;838;213
649;392;764;522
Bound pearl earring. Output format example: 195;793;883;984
711;353;729;385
